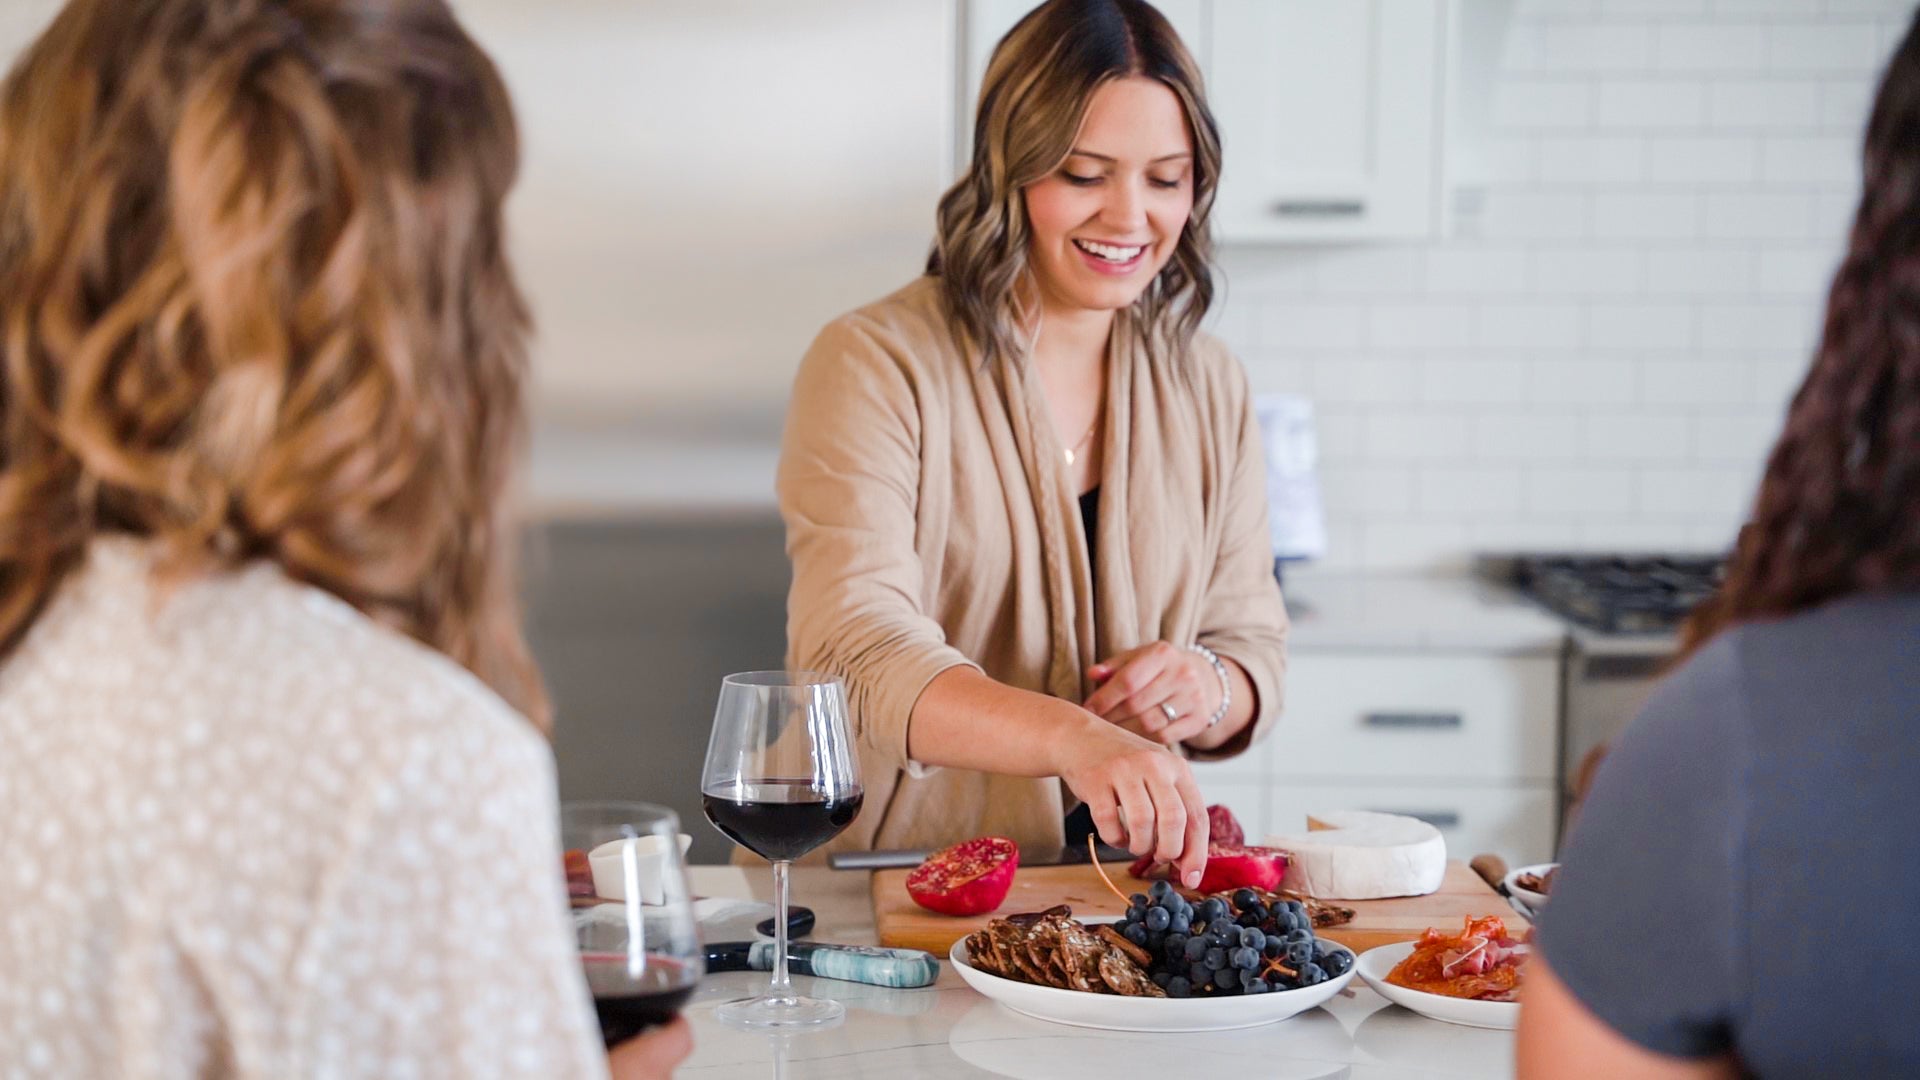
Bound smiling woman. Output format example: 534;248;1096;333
774;0;1286;878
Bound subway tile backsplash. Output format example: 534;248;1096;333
1212;0;1907;571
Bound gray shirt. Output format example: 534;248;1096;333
1538;591;1919;1076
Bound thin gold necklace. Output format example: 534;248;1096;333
1020;286;1103;467
1064;415;1099;466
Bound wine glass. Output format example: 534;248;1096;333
700;671;863;1028
560;802;704;1046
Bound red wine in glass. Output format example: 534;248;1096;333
582;954;699;1046
701;780;864;862
701;671;862;1029
562;802;703;1044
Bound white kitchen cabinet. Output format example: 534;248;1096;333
958;0;1449;243
1263;653;1559;782
1190;637;1564;865
1209;0;1447;242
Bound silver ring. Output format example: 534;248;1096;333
1160;702;1180;723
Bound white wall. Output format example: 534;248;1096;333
1206;0;1910;570
457;0;956;422
0;1;959;425
1;0;1906;553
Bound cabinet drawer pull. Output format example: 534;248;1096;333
1362;711;1463;730
1371;809;1461;829
1272;198;1366;217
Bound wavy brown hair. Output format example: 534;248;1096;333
1681;12;1920;655
0;0;548;726
927;0;1221;366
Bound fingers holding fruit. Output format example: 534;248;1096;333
1114;778;1157;858
1059;726;1207;886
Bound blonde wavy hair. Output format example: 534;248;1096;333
928;0;1222;366
0;0;549;726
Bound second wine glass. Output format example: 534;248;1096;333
700;670;863;1029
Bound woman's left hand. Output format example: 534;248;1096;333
1084;642;1220;747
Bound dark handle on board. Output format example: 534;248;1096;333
754;905;815;939
1362;711;1464;730
1372;809;1461;829
1272;198;1367;217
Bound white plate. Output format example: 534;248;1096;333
950;931;1356;1033
1502;862;1557;914
1355;941;1519;1030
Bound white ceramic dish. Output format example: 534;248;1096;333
1354;941;1520;1030
1502;863;1557;914
587;833;692;905
950;930;1356;1033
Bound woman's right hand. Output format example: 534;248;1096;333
1052;715;1209;887
607;1017;694;1080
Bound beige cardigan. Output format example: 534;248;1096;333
777;277;1288;858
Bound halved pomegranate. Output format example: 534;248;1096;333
905;836;1019;916
1191;843;1289;893
1127;804;1287;893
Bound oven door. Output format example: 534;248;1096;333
1560;644;1669;845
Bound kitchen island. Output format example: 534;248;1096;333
680;864;1514;1079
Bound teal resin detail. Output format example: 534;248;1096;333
748;940;941;989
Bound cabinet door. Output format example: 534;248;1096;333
1209;0;1445;242
959;0;1208;165
1262;653;1560;783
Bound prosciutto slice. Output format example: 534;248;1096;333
1385;915;1531;1001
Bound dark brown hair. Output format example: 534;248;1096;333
1681;12;1920;654
0;0;548;725
927;0;1222;366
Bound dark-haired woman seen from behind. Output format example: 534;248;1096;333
1516;13;1920;1079
0;1;685;1076
778;0;1286;881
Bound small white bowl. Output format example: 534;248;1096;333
587;833;692;905
1503;862;1557;914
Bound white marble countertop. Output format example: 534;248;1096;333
1282;569;1567;657
680;865;1515;1079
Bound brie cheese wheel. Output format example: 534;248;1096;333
1264;810;1447;900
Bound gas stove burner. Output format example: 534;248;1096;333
1507;555;1725;635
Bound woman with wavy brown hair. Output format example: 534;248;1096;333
777;0;1285;881
1515;12;1920;1079
0;1;686;1076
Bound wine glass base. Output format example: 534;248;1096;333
716;994;846;1029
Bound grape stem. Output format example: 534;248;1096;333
1087;835;1133;907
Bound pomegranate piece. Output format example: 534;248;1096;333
1124;803;1285;893
1192;844;1288;894
1208;804;1245;847
1127;842;1290;893
906;836;1020;916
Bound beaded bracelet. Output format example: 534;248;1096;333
1185;642;1232;729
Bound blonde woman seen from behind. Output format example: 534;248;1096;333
0;1;686;1076
779;0;1286;879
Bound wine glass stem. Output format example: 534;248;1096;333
769;858;795;1004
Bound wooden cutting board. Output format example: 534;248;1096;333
872;860;1525;956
